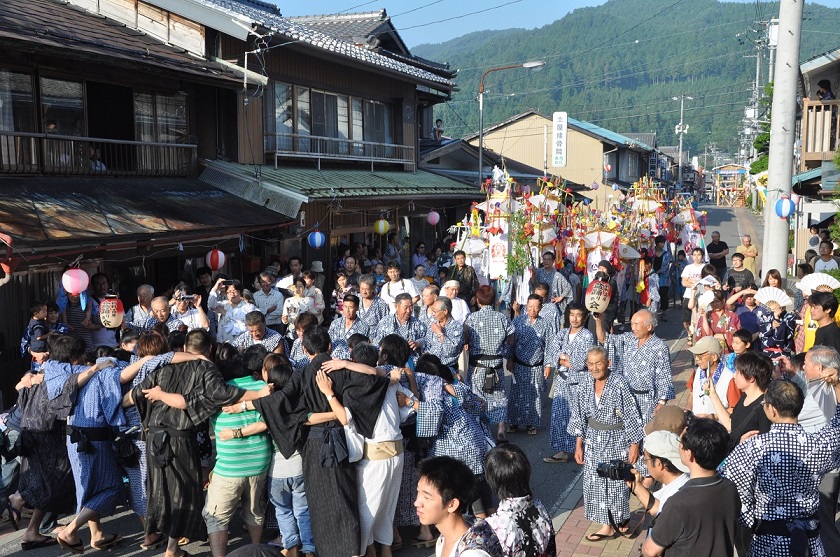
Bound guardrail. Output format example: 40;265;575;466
266;133;415;171
0;131;197;176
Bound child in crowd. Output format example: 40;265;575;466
373;263;387;293
46;301;69;334
673;250;687;302
22;301;49;370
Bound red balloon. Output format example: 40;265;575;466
206;249;226;271
605;164;612;172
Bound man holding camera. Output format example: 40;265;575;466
171;287;210;332
626;430;690;519
568;346;644;541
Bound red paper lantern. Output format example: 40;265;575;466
99;295;125;328
62;268;89;295
206;249;226;271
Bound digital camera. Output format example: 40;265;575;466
596;459;635;481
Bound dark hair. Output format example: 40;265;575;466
417;456;476;514
29;301;46;316
646;453;682;475
527;293;543;304
137;331;169;357
394;292;413;305
797;263;814;278
351;342;379;367
692;247;704;255
150;322;170;339
185;329;214;355
245;310;266;327
414;353;454;383
243;344;269;380
111;348;132;363
347;333;370;350
295;312;318;332
386;260;401;270
475;284;495;306
288;256;302;266
120;328;140;346
764;379;804;418
224;280;244;296
94;345;114;360
47;301;60;313
167;331;186;351
761;269;783;288
343;294;360;307
680;418;732;470
700;264;718;279
196;266;212;278
568;302;587;316
532;282;549;295
217;343;243;381
732;329;752;348
734;351;772;391
731;252;744;261
265;361;293;390
378;334;410;367
542;251;556;260
302;270;315;281
453;250;466;258
302;326;330;355
789;352;806;373
49;334;84;363
415;242;426;253
810;290;839;317
485;444;532;499
821;240;836;251
655;235;666;245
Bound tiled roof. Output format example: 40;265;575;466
0;0;241;85
287;10;390;45
194;0;455;89
619;132;657;149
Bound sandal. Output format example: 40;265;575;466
584;532;617;542
526;427;537;435
543;453;570;463
57;537;86;554
140;535;165;551
505;425;519;434
91;534;121;551
21;537;58;551
5;502;21;531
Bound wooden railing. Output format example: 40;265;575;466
801;99;840;170
266;133;415;171
0;131;197;177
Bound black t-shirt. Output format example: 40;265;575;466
725;268;754;290
650;474;740;557
815;322;840;353
706;241;729;274
729;393;772;443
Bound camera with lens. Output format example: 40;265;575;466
596;459;635;481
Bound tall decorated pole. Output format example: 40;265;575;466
762;0;803;282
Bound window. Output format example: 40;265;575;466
134;91;187;143
41;77;84;136
363;100;393;145
264;82;292;151
0;70;35;132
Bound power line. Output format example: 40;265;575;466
395;0;523;31
390;0;448;18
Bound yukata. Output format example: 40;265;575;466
438;517;503;557
533;267;573;317
44;360;124;517
545;327;595;454
758;307;797;357
372;315;428;362
357;297;390;330
464;307;513;424
328;317;370;346
538;302;563;334
209;294;257;344
568;372;644;525
509;314;552;428
233;328;284;352
485;496;556;557
127;313;184;333
602;332;674;425
721;407;840;557
132;359;246;543
424;317;464;370
288;338;308;373
124;304;152;330
429;380;488;475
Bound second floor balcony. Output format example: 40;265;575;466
266;133;416;171
801;99;840;170
0;131;197;177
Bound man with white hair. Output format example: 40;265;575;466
442;280;470;324
124;284;154;330
735;234;758;275
425;296;464;371
418;284;439;326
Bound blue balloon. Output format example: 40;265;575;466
308;230;326;249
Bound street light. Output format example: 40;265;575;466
672;95;692;187
478;60;546;186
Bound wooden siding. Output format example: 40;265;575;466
238;93;264;164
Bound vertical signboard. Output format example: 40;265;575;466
552;111;568;168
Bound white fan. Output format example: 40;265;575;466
799;272;840;296
697;290;716;312
755;286;793;308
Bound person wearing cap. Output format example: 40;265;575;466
532;251;573;318
309;261;325;292
626;430;690;519
569;346;644;541
442;280;470;324
687;336;741;419
643;419;739;557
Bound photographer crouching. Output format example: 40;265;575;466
625;430;690;521
569;346;644;541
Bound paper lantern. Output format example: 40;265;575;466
790;193;801;204
585;279;613;314
605;164;612;172
99;295;124;328
62;268;89;295
591;181;600;190
206;249;226;271
308;229;326;249
373;219;390;235
775;196;795;219
612;184;618;191
427;210;441;226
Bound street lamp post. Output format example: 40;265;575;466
478;60;545;186
673;95;692;188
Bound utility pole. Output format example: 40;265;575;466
673;95;692;188
763;0;803;281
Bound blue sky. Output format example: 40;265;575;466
276;0;840;48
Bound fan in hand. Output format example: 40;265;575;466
754;286;793;308
799;272;840;296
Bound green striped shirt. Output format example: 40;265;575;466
211;376;271;478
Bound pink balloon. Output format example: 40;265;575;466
605;164;612;172
427;210;441;226
62;268;89;295
790;193;800;205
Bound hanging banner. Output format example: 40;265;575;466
488;234;509;280
552;111;568;168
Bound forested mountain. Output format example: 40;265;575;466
413;0;840;155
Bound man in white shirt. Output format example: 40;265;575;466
275;256;303;296
170;288;210;332
253;271;284;334
442;280;470;324
627;430;690;518
812;240;840;272
379;261;419;312
680;247;706;339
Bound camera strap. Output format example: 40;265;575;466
607;480;651;538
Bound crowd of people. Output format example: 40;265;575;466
5;225;840;557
